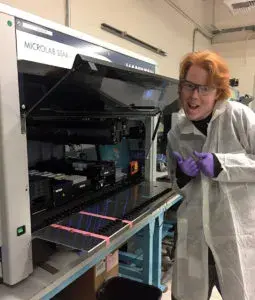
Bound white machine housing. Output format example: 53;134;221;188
0;4;165;285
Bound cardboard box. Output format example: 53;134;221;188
57;250;119;300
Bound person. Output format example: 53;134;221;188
167;50;255;300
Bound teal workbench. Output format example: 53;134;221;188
0;190;181;300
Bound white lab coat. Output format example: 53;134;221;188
167;100;255;300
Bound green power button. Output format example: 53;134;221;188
17;225;26;236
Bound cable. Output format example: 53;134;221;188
25;69;74;118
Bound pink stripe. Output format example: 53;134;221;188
79;211;117;222
51;224;110;246
80;210;133;229
122;220;133;228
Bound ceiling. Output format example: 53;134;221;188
166;0;255;43
201;0;255;43
170;0;255;30
212;0;255;30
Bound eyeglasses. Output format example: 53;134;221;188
181;80;216;96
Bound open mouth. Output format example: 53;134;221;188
188;103;200;110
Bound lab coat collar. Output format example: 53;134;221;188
178;100;228;136
212;100;228;121
178;110;203;136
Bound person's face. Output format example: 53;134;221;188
180;65;218;121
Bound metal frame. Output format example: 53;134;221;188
119;195;180;292
145;116;158;182
0;13;32;285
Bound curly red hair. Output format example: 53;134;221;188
179;50;231;101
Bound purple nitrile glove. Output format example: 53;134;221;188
194;151;214;178
173;152;199;177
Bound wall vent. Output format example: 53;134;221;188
224;0;255;15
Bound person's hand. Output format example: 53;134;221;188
194;151;214;178
173;152;199;177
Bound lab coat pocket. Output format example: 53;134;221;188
177;218;188;259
